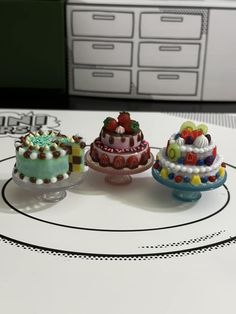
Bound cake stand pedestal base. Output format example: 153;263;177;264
85;151;154;186
36;190;67;203
105;174;132;185
172;189;201;202
12;170;85;203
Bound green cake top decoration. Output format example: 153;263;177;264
29;134;56;147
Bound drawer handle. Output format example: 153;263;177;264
157;74;180;80
161;16;183;23
159;46;182;52
92;14;115;21
92;44;115;50
92;72;114;78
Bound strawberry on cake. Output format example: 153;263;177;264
90;112;151;170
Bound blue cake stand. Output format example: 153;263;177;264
152;167;227;202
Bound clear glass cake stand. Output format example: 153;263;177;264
85;150;154;185
12;171;85;203
152;167;227;202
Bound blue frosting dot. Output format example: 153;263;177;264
197;159;204;166
201;176;208;183
177;157;185;164
168;173;174;180
183;176;190;183
215;172;220;178
174;133;180;140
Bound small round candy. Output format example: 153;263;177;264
183;176;190;183
168;173;174;180
204;155;214;166
201;176;208;183
197;159;205;166
208;176;216;182
174;133;180;140
175;175;183;183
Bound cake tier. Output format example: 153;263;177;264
166;138;217;167
90;139;150;169
154;148;226;186
15;152;70;184
100;128;143;150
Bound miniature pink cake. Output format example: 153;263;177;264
90;112;151;169
153;121;226;186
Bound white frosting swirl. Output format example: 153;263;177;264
115;125;125;134
193;135;209;148
175;137;185;146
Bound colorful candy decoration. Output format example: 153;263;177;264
167;143;181;162
184;152;197;165
219;166;226;177
191;175;201;186
160;168;168;179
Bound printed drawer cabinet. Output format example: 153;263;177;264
138;71;198;95
72;10;134;37
138;42;200;68
140;12;202;39
73;68;131;93
73;40;133;66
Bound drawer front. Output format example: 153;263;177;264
139;43;200;68
73;41;132;66
140;13;202;39
74;68;131;93
138;71;197;95
72;11;133;38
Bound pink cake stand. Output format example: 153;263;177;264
12;170;85;202
85;150;154;185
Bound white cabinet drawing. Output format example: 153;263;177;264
67;1;236;101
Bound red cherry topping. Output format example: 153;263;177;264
153;161;160;169
208;176;216;182
175;175;183;183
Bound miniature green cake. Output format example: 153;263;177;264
14;130;85;184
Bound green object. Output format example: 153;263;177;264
16;152;69;179
0;0;66;92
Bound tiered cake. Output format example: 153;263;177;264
153;121;226;186
90;112;151;169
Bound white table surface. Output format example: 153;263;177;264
0;109;236;314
